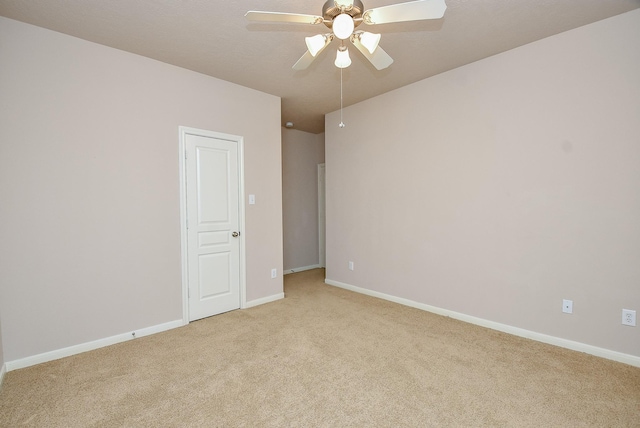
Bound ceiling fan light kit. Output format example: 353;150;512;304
246;0;447;70
306;34;333;57
332;13;356;39
335;46;352;68
357;31;381;54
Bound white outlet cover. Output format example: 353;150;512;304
622;309;636;326
271;268;277;279
562;299;573;314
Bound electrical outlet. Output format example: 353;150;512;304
348;261;354;271
562;299;573;314
271;268;277;279
622;309;636;326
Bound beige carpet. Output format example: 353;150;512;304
1;268;639;427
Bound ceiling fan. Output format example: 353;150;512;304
245;0;447;71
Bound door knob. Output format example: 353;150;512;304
232;231;240;238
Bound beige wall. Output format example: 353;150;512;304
0;18;283;362
325;10;640;357
282;128;325;271
0;314;4;373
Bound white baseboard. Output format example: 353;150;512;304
284;264;322;275
5;293;287;372
244;292;285;309
325;278;640;368
5;319;185;372
0;362;6;389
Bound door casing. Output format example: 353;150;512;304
318;163;326;268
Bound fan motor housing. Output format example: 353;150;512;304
322;0;364;29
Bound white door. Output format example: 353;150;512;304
185;132;241;321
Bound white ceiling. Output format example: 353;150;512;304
1;0;638;134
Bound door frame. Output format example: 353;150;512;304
178;126;247;325
318;163;326;268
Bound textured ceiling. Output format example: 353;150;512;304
1;0;638;134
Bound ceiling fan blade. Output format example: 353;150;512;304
363;0;447;25
292;51;316;70
351;38;394;70
245;11;323;25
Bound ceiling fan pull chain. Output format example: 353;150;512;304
339;67;346;128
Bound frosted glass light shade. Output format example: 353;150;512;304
359;32;381;54
335;47;351;68
305;34;327;57
333;13;354;40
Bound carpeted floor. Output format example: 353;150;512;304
1;268;639;427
